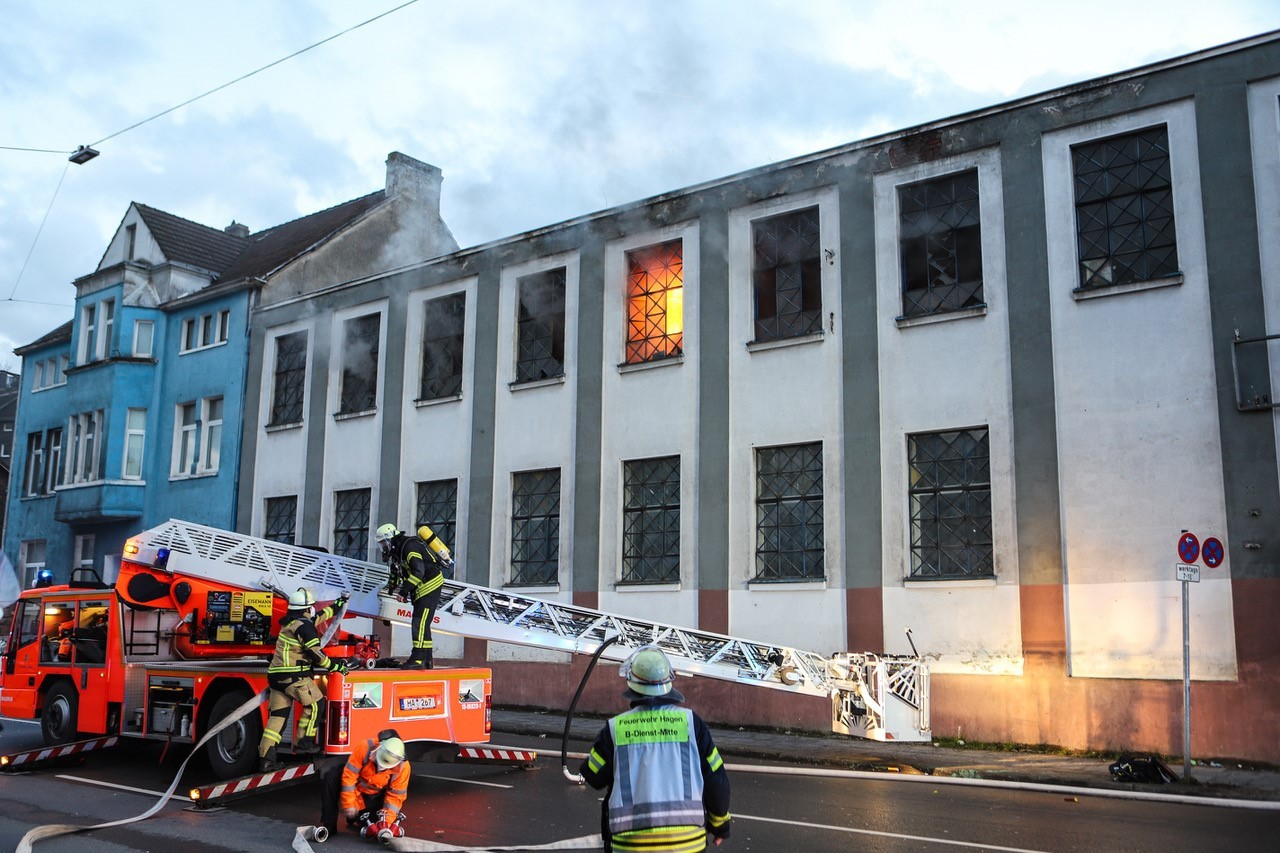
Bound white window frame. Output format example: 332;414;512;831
20;540;47;588
123;408;147;480
98;298;115;360
65;410;104;485
74;534;95;573
45;427;62;493
199;396;223;474
56;355;68;384
79;303;96;364
173;402;199;477
23;432;44;497
180;310;231;354
133;320;154;358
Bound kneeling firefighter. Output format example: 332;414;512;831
258;587;348;771
320;730;411;839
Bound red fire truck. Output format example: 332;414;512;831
0;523;491;779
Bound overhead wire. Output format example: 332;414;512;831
2;0;423;307
89;0;423;148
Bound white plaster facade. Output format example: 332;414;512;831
251;318;317;538
597;222;701;629
1247;75;1280;487
726;186;846;657
873;147;1023;674
1042;100;1237;680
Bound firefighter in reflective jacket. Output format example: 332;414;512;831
320;732;410;839
581;646;732;852
375;523;449;669
258;588;348;771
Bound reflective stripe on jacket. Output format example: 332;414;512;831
339;737;411;821
394;536;444;600
267;614;331;678
604;706;706;834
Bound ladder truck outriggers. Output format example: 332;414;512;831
1;519;929;781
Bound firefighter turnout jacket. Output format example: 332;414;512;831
582;698;731;853
341;737;411;822
266;605;338;686
387;534;445;603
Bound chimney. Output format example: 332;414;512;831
386;152;443;214
224;221;250;238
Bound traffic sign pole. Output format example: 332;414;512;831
1182;575;1192;782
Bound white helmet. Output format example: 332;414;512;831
288;588;316;610
621;645;675;697
374;736;406;769
375;523;400;543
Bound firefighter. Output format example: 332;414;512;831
258;587;349;772
375;523;448;669
320;730;410;840
580;645;732;852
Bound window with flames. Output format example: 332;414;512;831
625;240;683;364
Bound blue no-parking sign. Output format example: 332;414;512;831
1177;532;1200;564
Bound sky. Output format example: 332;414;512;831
2;0;1278;367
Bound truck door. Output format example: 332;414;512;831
38;596;113;733
1;598;47;718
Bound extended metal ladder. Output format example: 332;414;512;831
127;520;930;741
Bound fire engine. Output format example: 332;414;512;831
1;519;930;784
0;521;491;779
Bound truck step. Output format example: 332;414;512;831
0;735;120;772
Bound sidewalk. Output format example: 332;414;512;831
492;707;1280;803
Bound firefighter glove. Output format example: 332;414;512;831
708;814;731;840
331;660;350;675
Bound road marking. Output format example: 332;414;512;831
417;773;513;789
737;813;1049;852
55;774;194;802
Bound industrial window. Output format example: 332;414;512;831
265;496;298;545
122;408;146;479
515;269;566;383
416;479;458;578
419;292;466;401
510;468;560;586
339;313;380;414
269;331;307;426
908;427;993;579
752;207;822;342
200;397;223;474
621;455;680;584
333;488;372;560
67;411;104;485
754;442;824;581
1072;125;1178;289
899;169;983;317
625;241;683;364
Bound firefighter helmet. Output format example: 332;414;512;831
621;645;675;697
374;736;406;769
288;588;316;610
375;523;400;543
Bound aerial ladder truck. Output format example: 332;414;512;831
1;520;929;783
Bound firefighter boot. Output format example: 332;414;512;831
259;746;282;773
400;650;428;669
294;735;320;754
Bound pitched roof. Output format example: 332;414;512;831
14;320;73;356
133;204;250;274
215;190;386;283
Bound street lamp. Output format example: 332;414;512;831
68;145;100;165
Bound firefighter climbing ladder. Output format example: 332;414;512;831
130;520;930;742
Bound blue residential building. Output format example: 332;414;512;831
2;152;458;589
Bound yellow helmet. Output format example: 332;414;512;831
375;736;406;769
621;645;675;697
287;588;316;610
375;523;400;543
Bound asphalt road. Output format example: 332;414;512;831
1;719;1277;852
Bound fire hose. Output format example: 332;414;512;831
16;688;269;853
560;634;619;784
19;596;356;852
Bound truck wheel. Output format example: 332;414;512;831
41;682;79;745
206;691;263;780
